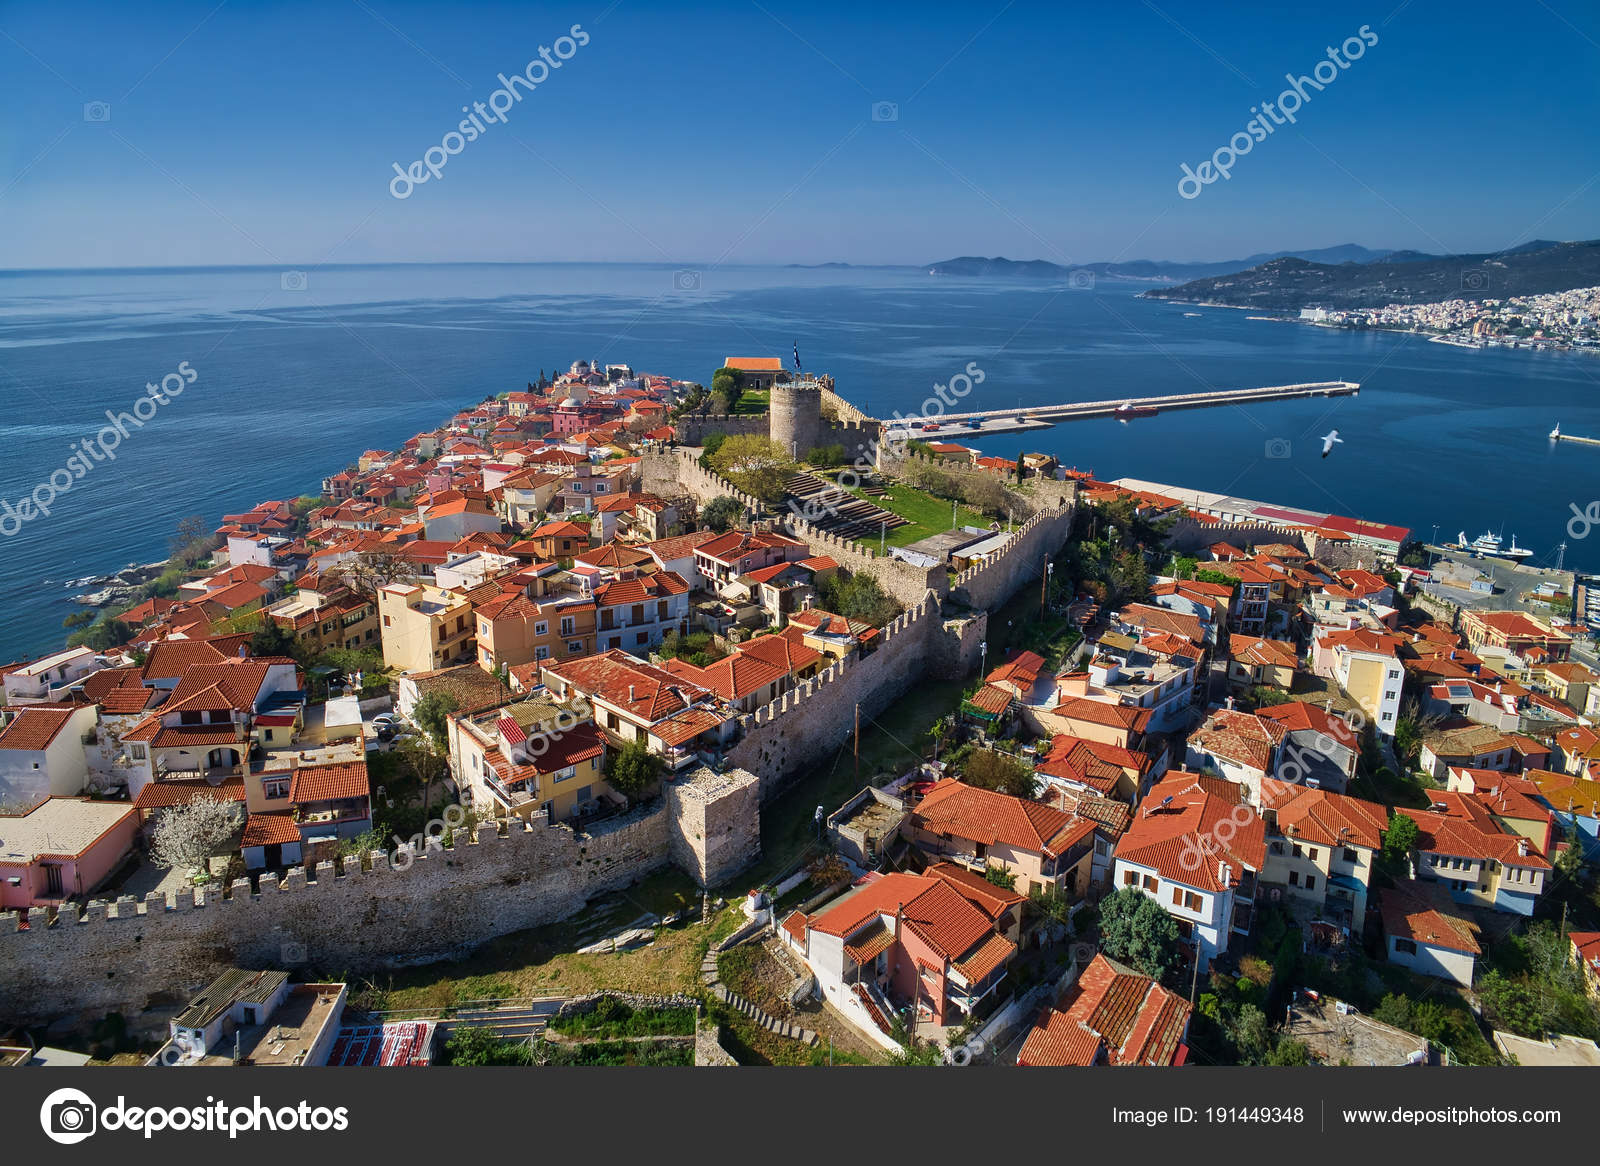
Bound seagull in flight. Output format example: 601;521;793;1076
1320;429;1343;458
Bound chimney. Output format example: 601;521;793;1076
1517;837;1529;857
1224;696;1235;712
628;685;636;703
1218;860;1231;888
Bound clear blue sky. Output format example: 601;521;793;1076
2;0;1597;268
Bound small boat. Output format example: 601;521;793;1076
1183;312;1203;318
1502;536;1534;560
1551;422;1562;439
1113;402;1159;421
1469;530;1503;556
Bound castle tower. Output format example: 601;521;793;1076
770;377;822;460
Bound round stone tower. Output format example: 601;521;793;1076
769;377;822;460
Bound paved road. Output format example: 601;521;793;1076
1420;545;1574;614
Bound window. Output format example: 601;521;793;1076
383;615;392;627
131;744;147;760
535;621;549;636
1304;875;1315;891
567;641;583;654
560;617;575;636
1123;870;1137;886
535;645;550;660
1289;871;1300;886
1308;848;1318;862
1171;886;1182;905
635;632;648;645
1394;938;1417;955
1382;712;1394;723
1184;891;1202;911
262;777;289;800
551;765;577;783
1342;847;1358;863
1142;875;1158;893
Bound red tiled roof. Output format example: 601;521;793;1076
910;779;1086;859
133;776;247;810
1118;773;1266;892
0;706;77;751
1229;635;1297;670
1050;696;1151;733
1018;954;1190;1067
1189;708;1286;774
241;811;301;848
289;761;371;805
1259;778;1386;850
1381;879;1480;954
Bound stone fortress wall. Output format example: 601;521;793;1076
0;767;759;1027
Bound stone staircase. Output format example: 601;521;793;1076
701;948;819;1047
439;999;562;1044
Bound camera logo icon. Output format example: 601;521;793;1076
1264;437;1292;459
672;269;701;291
1460;269;1489;292
281;270;308;292
40;1087;98;1145
281;939;308;965
83;101;111;123
1066;268;1096;291
871;101;899;122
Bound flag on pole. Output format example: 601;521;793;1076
792;342;802;373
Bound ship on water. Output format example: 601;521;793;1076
1457;529;1535;560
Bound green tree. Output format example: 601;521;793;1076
706;434;796;502
983;865;1017;889
1097;885;1180;979
698;431;727;464
1111;549;1151;603
1393;699;1438;771
1372;993;1413;1030
1478;970;1546;1038
700;495;744;533
817;569;901;626
806;444;846;468
170;514;215;566
1171;556;1198;580
250;621;300;659
710;366;745;413
1382;812;1420;863
1229;1003;1272;1063
961;749;1037;799
412;692;460;753
604;738;664;799
1265;1037;1311;1065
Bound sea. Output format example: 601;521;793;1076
1;261;1597;662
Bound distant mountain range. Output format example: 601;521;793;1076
924;244;1395;283
1139;239;1600;309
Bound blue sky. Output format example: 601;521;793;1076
2;0;1597;267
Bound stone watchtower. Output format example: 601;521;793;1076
769;377;822;461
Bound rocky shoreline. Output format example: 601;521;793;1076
68;561;171;608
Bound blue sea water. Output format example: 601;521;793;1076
0;262;1596;662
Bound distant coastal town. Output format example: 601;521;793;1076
1294;284;1600;353
3;353;1599;1074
